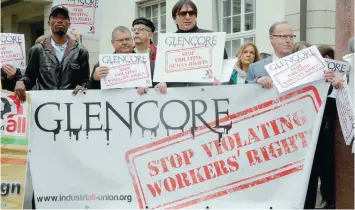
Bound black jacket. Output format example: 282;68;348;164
19;36;89;90
88;51;156;89
1;68;22;91
167;26;229;87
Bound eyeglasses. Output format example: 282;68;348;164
113;37;132;44
131;27;151;33
272;35;296;40
177;10;197;17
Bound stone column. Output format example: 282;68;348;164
335;0;354;208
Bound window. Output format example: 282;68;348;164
220;0;256;57
138;1;166;33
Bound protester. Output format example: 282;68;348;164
259;52;271;59
88;26;166;95
229;41;260;84
132;17;157;62
167;0;227;87
68;28;82;44
34;35;46;44
245;21;335;87
303;45;339;209
292;41;311;53
1;64;22;91
13;5;89;102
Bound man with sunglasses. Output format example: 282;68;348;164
166;0;227;87
245;21;335;87
132;17;157;62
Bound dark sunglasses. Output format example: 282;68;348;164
177;10;197;17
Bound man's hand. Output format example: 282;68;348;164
324;70;335;82
93;66;109;81
154;82;167;94
72;85;87;96
14;81;26;102
257;76;273;89
2;64;17;80
137;87;148;95
332;79;343;89
213;77;221;85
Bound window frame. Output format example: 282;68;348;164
137;0;166;33
219;0;256;57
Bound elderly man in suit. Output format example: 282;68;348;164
245;21;335;87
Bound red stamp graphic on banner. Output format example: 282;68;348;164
125;85;323;209
165;46;212;73
104;63;150;87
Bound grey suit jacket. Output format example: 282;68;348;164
245;56;273;84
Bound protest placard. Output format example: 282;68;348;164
324;58;351;98
153;32;226;83
265;46;327;93
28;81;329;209
0;33;26;69
1;91;30;209
99;54;152;89
220;58;238;83
336;75;354;145
52;0;102;39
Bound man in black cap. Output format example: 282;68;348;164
14;5;89;102
132;17;157;62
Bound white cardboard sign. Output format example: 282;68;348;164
0;33;26;69
153;32;226;83
99;54;152;90
52;0;102;39
336;74;355;145
265;46;327;93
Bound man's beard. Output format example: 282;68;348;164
53;29;67;37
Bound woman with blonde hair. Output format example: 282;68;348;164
230;41;260;84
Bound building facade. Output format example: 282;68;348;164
1;0;336;70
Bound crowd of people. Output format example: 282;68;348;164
1;0;353;209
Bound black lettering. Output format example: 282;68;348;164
84;102;103;137
160;100;190;136
64;103;82;140
34;103;62;141
105;102;133;141
134;100;159;137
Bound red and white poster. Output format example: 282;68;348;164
99;54;152;89
154;32;226;83
52;0;102;39
28;80;329;209
265;46;327;93
0;33;26;69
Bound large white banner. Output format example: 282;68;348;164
29;81;329;209
52;0;102;39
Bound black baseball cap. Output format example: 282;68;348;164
49;5;70;19
132;17;155;32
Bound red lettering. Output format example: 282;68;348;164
213;159;229;176
188;167;206;184
202;163;216;180
246;149;263;166
280;135;298;154
147;160;159;177
146;181;162;197
6;119;16;132
175;172;191;189
163;177;177;192
268;141;283;158
226;155;239;172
